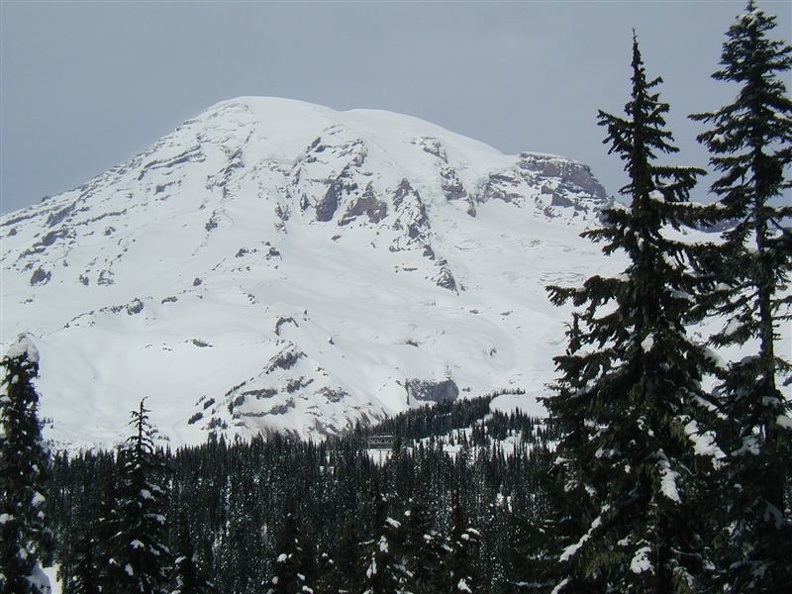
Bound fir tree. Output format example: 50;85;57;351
317;522;364;594
401;494;444;594
444;490;479;594
96;399;171;594
64;533;99;594
0;335;54;594
264;510;317;594
361;486;408;594
690;2;792;590
171;513;216;594
543;35;717;593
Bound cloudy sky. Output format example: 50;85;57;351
1;0;790;214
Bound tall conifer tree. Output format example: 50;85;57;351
691;2;792;590
401;494;444;594
0;335;54;594
361;486;408;594
543;35;717;593
264;510;317;594
64;533;99;594
171;513;216;594
444;490;479;594
315;521;365;594
95;400;171;594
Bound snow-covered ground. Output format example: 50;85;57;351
41;564;60;594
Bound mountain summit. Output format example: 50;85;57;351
1;97;614;448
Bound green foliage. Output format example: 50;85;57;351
443;490;480;594
543;35;718;593
316;521;364;594
94;400;172;594
62;533;99;594
0;336;54;594
172;512;216;594
47;397;554;594
691;2;792;591
264;509;317;594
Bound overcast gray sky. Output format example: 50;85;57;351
1;0;790;214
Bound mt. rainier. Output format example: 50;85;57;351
1;97;617;448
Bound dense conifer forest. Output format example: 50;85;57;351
45;394;556;594
1;2;790;593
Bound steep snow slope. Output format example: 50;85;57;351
1;97;616;448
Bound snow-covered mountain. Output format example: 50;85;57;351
1;97;617;449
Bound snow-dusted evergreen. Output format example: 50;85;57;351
63;532;99;594
264;510;317;594
399;494;444;593
443;490;480;594
542;36;718;592
0;335;54;594
94;400;171;594
315;521;365;594
171;513;216;594
361;486;409;594
690;1;792;590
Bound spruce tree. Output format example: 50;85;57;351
444;490;479;594
543;35;717;593
171;513;216;594
401;494;443;594
0;335;54;594
690;2;792;590
96;399;171;594
64;533;99;594
264;511;317;594
360;486;408;594
316;522;364;594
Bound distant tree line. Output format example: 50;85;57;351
43;392;557;594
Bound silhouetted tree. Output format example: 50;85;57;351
544;35;717;592
95;400;171;594
0;335;54;594
691;2;792;590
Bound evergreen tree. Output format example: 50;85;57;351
360;486;408;594
401;494;444;594
543;35;717;593
63;533;99;594
443;490;479;594
171;513;216;594
96;399;171;594
690;2;792;590
264;510;317;594
91;468;120;593
316;522;364;594
0;335;54;594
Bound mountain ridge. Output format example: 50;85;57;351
1;96;617;449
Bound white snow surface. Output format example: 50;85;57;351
27;562;52;594
5;334;40;364
630;546;652;575
657;454;681;503
43;565;60;594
